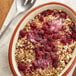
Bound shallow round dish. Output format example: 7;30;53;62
9;2;76;76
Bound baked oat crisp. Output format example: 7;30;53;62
15;9;76;76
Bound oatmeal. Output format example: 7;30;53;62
15;9;76;76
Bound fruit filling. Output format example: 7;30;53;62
15;9;76;76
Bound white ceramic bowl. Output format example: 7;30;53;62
9;2;76;76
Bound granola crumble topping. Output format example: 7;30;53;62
15;9;76;76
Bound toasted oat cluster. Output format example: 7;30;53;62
15;9;76;76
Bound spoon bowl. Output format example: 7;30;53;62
16;0;36;13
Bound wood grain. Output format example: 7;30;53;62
0;0;13;29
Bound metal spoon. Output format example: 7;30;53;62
0;0;36;37
16;0;36;16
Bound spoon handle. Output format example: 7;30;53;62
0;10;21;38
0;0;36;37
0;0;24;38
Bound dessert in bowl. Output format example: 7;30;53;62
9;2;76;76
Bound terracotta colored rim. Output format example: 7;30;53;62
62;57;76;76
8;2;76;76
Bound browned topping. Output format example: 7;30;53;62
15;9;76;76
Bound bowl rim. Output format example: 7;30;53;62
8;2;76;76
